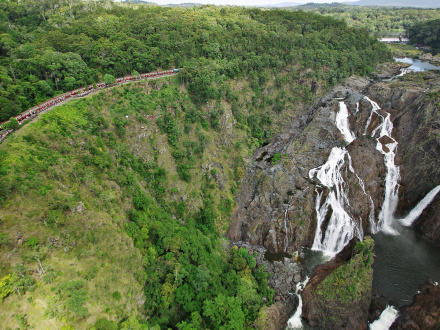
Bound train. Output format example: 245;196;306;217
0;69;179;142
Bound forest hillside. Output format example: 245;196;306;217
0;1;393;329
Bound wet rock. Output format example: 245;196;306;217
368;294;388;324
254;295;298;330
367;75;440;245
391;279;440;330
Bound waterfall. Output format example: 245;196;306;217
309;148;359;255
335;101;355;143
286;277;310;330
369;306;398;330
363;97;400;235
309;102;361;255
400;185;440;226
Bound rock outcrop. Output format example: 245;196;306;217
254;295;298;330
391;280;440;330
302;237;375;329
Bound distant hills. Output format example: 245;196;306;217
122;0;439;9
260;0;440;9
350;0;440;8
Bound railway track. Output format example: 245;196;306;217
0;69;179;143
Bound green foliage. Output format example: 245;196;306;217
407;19;440;55
58;280;89;318
2;117;19;130
94;318;118;330
0;2;391;121
316;237;374;304
302;6;440;36
26;237;39;247
271;152;281;165
0;275;14;301
112;291;122;301
104;74;116;85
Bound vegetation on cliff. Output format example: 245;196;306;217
0;80;274;328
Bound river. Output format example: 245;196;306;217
395;57;440;72
372;223;440;306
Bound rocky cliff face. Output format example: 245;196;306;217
227;70;440;252
226;76;388;253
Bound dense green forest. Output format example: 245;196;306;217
0;0;394;329
293;5;440;36
0;0;392;122
407;18;440;54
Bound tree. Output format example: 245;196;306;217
103;74;116;85
2;117;19;130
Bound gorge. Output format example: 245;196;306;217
227;65;440;329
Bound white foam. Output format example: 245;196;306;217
309;147;360;255
286;277;310;330
369;305;398;330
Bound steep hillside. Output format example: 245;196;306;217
0;76;275;329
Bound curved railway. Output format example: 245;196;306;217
0;69;179;143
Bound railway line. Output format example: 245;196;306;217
0;69;179;143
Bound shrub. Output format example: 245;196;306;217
112;291;122;301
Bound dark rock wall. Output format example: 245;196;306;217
391;280;440;330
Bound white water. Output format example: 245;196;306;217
364;97;400;235
309;102;362;255
309;148;358;255
382;68;410;82
335;102;355;143
286;277;310;329
369;305;398;330
400;185;440;226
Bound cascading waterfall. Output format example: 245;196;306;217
309;147;359;255
335;102;356;143
363;97;400;234
286;277;310;330
400;185;440;226
369;306;398;330
309;102;363;255
310;95;438;255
